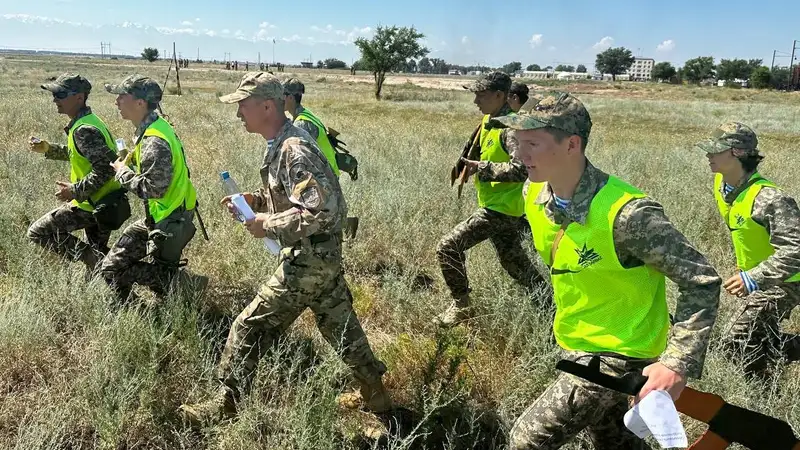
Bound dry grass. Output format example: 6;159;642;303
0;55;798;449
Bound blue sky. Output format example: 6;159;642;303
0;0;795;70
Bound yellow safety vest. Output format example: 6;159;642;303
527;177;669;358
475;114;525;217
713;172;800;282
132;117;197;223
67;113;122;211
296;109;340;176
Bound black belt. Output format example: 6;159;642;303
309;233;333;244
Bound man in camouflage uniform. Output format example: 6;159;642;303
179;72;390;425
696;122;800;377
100;74;205;303
436;71;542;326
488;92;721;449
27;73;129;273
508;81;530;113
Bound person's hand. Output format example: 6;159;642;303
243;213;268;238
635;362;686;403
110;157;129;172
723;274;747;297
54;181;74;202
29;137;50;154
220;193;254;221
459;157;480;177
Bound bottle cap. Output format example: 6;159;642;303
220;171;230;180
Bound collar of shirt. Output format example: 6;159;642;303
723;170;758;204
63;106;93;134
265;119;293;163
490;103;513;119
134;111;160;145
534;159;609;225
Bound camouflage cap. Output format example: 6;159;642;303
487;91;592;138
41;72;92;95
695;121;759;154
463;71;512;93
219;72;283;103
104;74;162;103
510;81;529;96
283;77;305;95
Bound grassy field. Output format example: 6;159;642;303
0;55;798;449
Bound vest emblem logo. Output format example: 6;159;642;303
735;214;745;227
487;139;494;147
576;243;602;268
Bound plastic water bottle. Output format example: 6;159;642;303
220;171;281;255
115;137;128;160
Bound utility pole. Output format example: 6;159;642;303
272;39;276;65
197;47;200;62
258;51;261;66
789;40;798;90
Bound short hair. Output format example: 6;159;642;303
737;152;764;172
543;126;589;152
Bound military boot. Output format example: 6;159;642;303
434;294;472;327
337;378;392;414
178;387;237;427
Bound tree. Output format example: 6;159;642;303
651;62;677;82
141;47;159;62
750;66;772;89
526;64;542;71
595;47;634;81
682;56;715;84
770;66;791;89
405;58;417;73
354;25;429;100
418;57;432;74
352;59;367;71
316;60;324;69
716;58;762;81
430;58;449;74
324;58;347;69
501;61;522;74
576;64;587;73
555;64;575;72
544;65;553;71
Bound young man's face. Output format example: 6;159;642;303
236;97;271;133
514;128;578;183
705;149;739;174
473;90;505;115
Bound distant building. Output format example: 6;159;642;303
300;61;314;68
627;58;655;81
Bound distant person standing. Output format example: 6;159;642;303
27;73;130;275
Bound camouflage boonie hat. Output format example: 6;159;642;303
463;71;512;93
695;121;759;155
283;77;305;95
487;91;592;138
104;74;162;103
219;72;283;103
41;73;92;95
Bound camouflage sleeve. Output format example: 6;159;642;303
475;129;528;183
746;187;800;288
250;187;270;213
44;142;69;161
262;139;341;244
115;136;173;200
69;125;117;202
614;197;721;379
295;119;320;140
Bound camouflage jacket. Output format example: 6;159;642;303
724;171;800;289
45;107;117;202
532;161;721;379
114;111;174;200
251;120;346;245
292;105;320;140
473;103;528;183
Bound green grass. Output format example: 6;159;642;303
0;55;798;449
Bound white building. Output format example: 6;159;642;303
627;58;655;81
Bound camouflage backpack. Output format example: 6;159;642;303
326;127;358;181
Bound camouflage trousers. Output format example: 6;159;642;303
510;352;653;450
720;283;800;376
99;209;196;300
27;204;109;269
437;208;541;299
217;236;386;394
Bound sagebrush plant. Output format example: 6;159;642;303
0;55;797;449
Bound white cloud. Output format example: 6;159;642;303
346;26;372;42
195;18;200;22
259;21;276;29
1;13;97;28
205;30;217;37
221;29;230;34
592;36;614;51
547;46;556;52
657;39;675;52
281;34;302;43
529;34;543;48
181;20;193;26
461;35;469;45
156;26;197;35
234;30;244;37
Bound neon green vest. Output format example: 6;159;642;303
475;114;524;217
295;109;340;177
132;117;197;224
67;113;122;212
527;177;669;358
713;172;800;282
